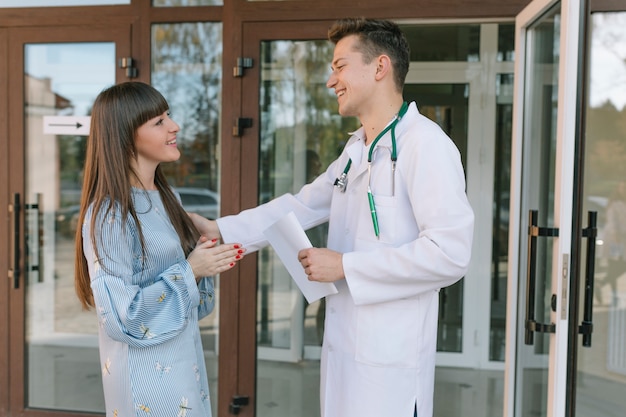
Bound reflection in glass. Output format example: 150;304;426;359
497;24;515;62
400;24;480;62
257;39;359;417
578;11;626;416
490;73;513;362
403;83;468;353
24;42;115;413
152;21;223;417
516;7;559;417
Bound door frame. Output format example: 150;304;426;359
6;24;131;416
505;0;586;416
0;26;9;417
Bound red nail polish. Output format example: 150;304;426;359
234;244;240;249
236;255;241;260
237;249;243;254
212;238;217;242
229;262;235;267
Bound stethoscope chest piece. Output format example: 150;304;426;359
334;172;348;192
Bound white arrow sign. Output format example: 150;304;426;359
43;116;91;136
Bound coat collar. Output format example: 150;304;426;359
343;102;417;181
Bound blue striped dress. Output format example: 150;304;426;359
82;188;215;417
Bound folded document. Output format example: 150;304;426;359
262;211;338;303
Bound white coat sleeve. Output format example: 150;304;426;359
216;160;339;252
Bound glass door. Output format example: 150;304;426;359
576;10;626;417
241;20;516;417
507;0;586;416
7;25;130;415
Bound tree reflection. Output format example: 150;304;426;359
152;22;223;192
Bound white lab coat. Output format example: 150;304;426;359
217;102;474;417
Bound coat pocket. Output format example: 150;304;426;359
355;299;420;368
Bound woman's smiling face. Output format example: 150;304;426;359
134;110;181;169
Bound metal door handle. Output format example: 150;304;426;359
579;210;597;347
524;209;557;345
26;193;43;283
9;193;21;289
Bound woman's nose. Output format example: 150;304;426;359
170;120;180;132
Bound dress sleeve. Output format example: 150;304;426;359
197;277;216;320
84;206;201;348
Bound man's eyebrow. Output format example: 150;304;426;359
331;57;346;68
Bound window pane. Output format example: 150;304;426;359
400;24;480;62
498;24;515;62
152;21;223;417
257;39;360;417
578;11;626;416
25;42;115;413
490;73;514;361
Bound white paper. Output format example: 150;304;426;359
262;212;338;303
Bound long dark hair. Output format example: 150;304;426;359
75;82;199;310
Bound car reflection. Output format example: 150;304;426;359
55;187;220;238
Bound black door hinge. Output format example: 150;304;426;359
233;117;253;137
234;57;253;77
229;395;250;415
119;57;138;78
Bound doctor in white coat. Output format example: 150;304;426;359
192;17;474;417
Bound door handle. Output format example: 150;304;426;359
25;193;44;283
579;210;597;347
9;193;21;289
524;209;557;345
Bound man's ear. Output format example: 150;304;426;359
374;55;392;80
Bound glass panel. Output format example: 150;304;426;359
498;24;515;62
257;39;359;417
1;0;128;6
153;0;222;6
152;21;223;417
403;83;468;353
490;73;514;362
24;42;115;412
578;11;626;417
515;6;560;417
400;24;480;62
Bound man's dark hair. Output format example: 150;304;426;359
328;17;409;93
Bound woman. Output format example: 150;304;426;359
74;81;243;417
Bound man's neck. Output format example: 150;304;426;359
362;98;406;146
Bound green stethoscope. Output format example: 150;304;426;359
333;101;409;238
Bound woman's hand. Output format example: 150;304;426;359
187;236;245;282
188;212;222;240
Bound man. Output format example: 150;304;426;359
195;17;474;417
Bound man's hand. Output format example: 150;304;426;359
188;212;221;240
298;248;344;282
